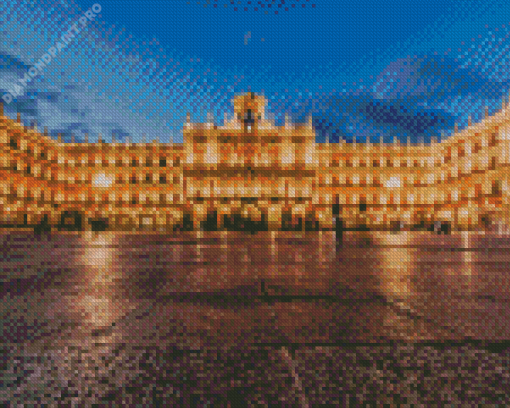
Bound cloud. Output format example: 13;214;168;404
373;54;510;103
271;51;510;143
1;14;507;148
0;53;31;74
48;122;93;143
354;97;456;136
1;93;39;118
110;127;131;142
272;87;457;144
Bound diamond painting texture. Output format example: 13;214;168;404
3;0;510;405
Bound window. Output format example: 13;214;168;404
159;174;166;184
159;158;166;167
492;180;502;195
9;138;17;149
131;158;137;167
130;175;137;184
385;177;402;188
145;174;151;183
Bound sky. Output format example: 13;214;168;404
1;0;510;143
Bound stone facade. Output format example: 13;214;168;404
1;93;510;232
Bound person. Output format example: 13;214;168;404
335;216;344;246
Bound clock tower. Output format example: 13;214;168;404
233;92;266;132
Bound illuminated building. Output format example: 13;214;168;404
1;92;509;232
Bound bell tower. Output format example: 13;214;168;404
233;92;266;132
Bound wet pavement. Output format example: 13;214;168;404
2;230;510;405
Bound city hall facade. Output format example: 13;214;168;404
1;92;510;232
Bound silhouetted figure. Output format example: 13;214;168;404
335;217;344;246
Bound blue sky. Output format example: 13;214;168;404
1;0;510;143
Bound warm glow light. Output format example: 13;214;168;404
81;233;114;269
93;172;114;188
461;231;473;293
385;176;401;188
74;233;123;332
379;233;415;302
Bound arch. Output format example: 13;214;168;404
59;210;85;231
89;216;109;232
139;214;156;231
201;210;219;231
304;211;320;231
33;214;51;233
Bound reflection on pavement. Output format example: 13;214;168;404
3;230;510;350
3;230;510;405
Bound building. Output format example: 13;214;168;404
1;92;510;232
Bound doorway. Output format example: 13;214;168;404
59;211;84;231
89;217;109;232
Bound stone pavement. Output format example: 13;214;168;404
2;231;510;406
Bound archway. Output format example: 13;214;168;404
33;214;51;234
139;214;156;231
304;212;319;231
202;210;219;231
89;217;109;232
59;210;84;231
